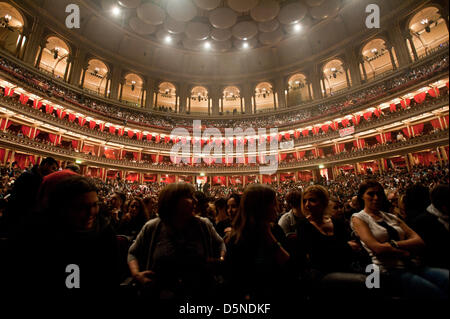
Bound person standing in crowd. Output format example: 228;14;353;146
224;184;289;301
6;175;118;300
214;198;230;238
127;183;225;301
223;193;240;236
4;157;58;233
411;184;449;270
351;180;448;299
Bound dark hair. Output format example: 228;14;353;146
40;157;58;167
231;184;276;244
215;198;227;210
285;190;302;209
158;182;195;223
65;163;81;174
227;193;241;207
126;197;149;222
303;185;329;210
357;180;389;211
46;175;98;226
430;184;449;212
114;191;126;204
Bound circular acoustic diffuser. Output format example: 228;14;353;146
185;22;211;40
305;0;325;7
212;39;232;52
118;0;141;9
167;0;198;22
211;28;232;41
164;17;186;34
209;7;238;29
227;0;259;13
193;0;221;11
137;2;165;25
129;16;157;35
258;19;279;32
258;27;283;45
182;37;205;50
309;0;341;20
233;37;258;49
232;21;258;40
278;2;307;25
250;0;280;22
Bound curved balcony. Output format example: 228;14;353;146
1;129;447;175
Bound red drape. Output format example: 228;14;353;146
33;100;42;109
89;120;96;129
342;118;350;127
312;127;320;135
19;94;29;105
128;130;134;138
78;117;86;127
412;123;424;136
45;105;54;114
98;123;105;131
414;92;426;104
21;125;31;137
352;115;361;126
279;153;287;161
363;111;373;121
384;132;392;142
72;140;78;149
56;109;66;118
375;135;383;144
147;134;153;141
402;128;411;138
321;124;329;133
68;113;76;122
431;119;441;129
0;118;11;131
390;103;396;112
302;129;309;137
109;126;116;134
136;132;143;140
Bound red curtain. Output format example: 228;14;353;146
428;87;439;98
33;100;42;109
338;143;346;152
390;103;396;112
0;118;11;131
342;118;350;127
89;120;96;129
414;92;426;104
374;109;381;117
445;115;449;127
109;126;116;134
117;128;124;136
359;139;365;148
56;109;66;118
72;140;78;149
375;135;383;144
352;115;361;126
312;127;320;135
98;123;105;132
284;133;290;140
155;135;161;143
136;132;143;140
19;94;29;105
363;111;373;121
128;130;134;138
330;122;339;130
279;153;287;161
321;124;329;133
431;119;441;129
412;123;424;135
78;117;86;127
0;148;5;163
402;128;411;138
147;134;153;141
68;113;76;122
48;133;57;144
384;132;392;142
21;125;31;137
302;129;309;137
45;105;54;114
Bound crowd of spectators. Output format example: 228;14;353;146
0;157;448;307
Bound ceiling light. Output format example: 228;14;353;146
112;6;121;16
165;36;172;43
243;42;249;49
204;42;211;49
294;24;302;32
421;18;428;25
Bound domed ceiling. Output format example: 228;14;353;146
33;0;411;79
96;0;342;52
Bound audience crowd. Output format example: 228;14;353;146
0;157;448;305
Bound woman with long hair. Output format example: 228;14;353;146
117;197;149;240
351;180;448;299
225;184;289;301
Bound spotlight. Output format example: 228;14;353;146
53;48;58;60
293;24;302;32
112;6;121;16
243;42;249;49
164;36;172;43
204;41;211;50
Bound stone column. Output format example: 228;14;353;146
242;83;253;114
387;22;412;67
274;77;286;109
68;48;87;86
23;18;45;65
386;44;397;70
109;66;122;100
